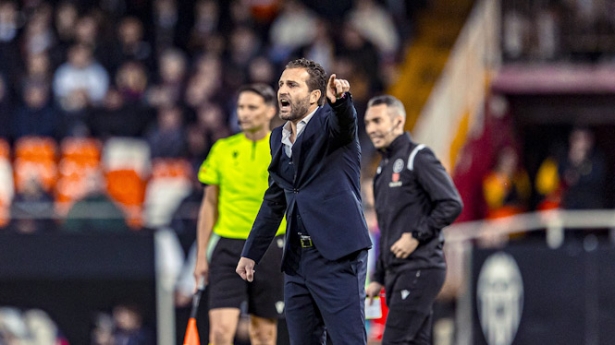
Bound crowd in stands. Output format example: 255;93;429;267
0;0;424;237
477;122;611;245
502;0;615;62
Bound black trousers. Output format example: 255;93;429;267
382;268;446;345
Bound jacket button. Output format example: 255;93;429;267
293;189;298;193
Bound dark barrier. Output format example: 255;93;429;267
471;242;615;345
0;232;157;344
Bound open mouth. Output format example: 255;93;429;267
279;99;291;112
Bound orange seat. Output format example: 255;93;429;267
55;138;103;210
105;169;147;229
14;136;57;162
60;137;101;166
101;138;152;230
13;158;58;193
151;158;193;180
0;138;9;159
13;136;58;193
105;169;147;206
55;172;97;216
0;198;9;228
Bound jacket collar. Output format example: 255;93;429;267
379;132;412;159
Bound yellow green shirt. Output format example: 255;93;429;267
198;132;286;239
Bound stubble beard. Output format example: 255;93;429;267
279;97;310;122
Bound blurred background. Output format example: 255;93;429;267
1;0;615;344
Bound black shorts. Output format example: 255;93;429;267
208;235;285;319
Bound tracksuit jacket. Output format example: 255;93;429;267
372;133;463;284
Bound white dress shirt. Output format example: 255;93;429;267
281;107;319;158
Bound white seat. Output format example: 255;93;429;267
0;158;14;204
101;137;151;178
143;177;192;228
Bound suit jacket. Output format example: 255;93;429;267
242;93;372;271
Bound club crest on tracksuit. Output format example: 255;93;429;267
389;159;404;187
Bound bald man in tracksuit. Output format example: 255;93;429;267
365;95;463;345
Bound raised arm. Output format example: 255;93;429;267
326;74;357;142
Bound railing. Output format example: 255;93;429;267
444;209;615;345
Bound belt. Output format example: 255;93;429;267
298;233;313;248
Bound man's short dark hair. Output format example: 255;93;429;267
238;83;277;107
367;95;406;118
285;58;327;105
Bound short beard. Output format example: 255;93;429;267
279;97;310;122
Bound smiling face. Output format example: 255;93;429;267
364;103;403;149
277;67;320;123
237;90;275;133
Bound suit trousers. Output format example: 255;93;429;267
284;245;368;345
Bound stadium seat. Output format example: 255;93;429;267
55;138;103;215
13;137;58;194
0;157;14;228
0;138;9;159
101;137;152;229
143;158;193;228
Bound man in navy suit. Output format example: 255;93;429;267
236;58;372;344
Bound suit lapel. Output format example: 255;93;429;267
292;108;322;183
268;128;286;184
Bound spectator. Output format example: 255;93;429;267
12;80;60;140
114;60;149;104
106;16;154;77
246;55;278;88
152;0;180;53
536;127;606;211
183;70;223;117
223;25;263;92
111;303;154;345
289;18;335;72
224;0;257;35
9;176;56;234
535;127;608;243
53;1;78;44
336;21;383;95
482;146;530;219
268;0;318;63
0;73;13;140
169;177;203;249
89;88;149;140
0;1;22;78
62;171;129;233
146;48;188;108
185;0;220;54
91;303;154;345
20;51;53;87
347;0;401;61
20;3;55;57
72;12;112;65
52;43;110;106
145;104;188;159
195;102;230;144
